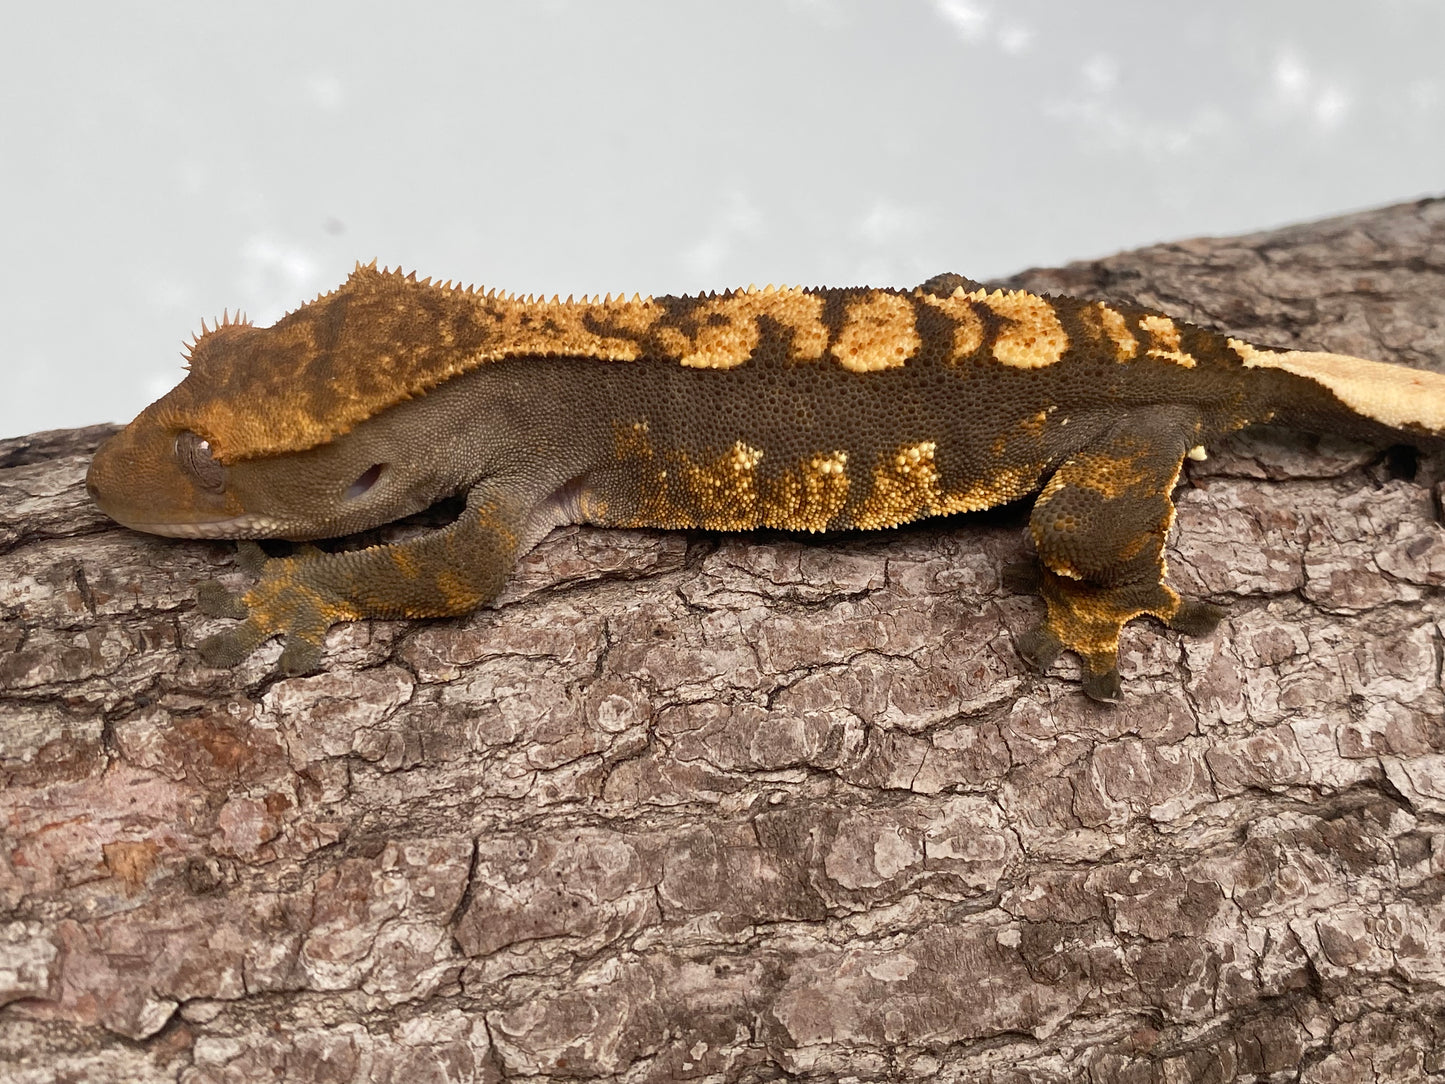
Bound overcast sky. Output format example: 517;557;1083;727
2;1;1442;438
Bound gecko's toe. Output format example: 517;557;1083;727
197;622;270;668
234;540;270;574
1082;667;1123;704
1017;622;1064;671
277;635;325;676
1166;599;1226;637
196;581;249;620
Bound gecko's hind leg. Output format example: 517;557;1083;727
1021;411;1223;702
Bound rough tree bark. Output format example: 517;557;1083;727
3;200;1445;1083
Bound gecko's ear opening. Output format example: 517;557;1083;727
345;463;386;500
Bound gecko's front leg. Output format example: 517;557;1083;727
196;490;524;674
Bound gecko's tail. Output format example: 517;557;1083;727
1231;337;1445;446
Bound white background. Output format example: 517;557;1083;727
2;1;1441;438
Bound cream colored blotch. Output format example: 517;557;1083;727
1229;339;1445;434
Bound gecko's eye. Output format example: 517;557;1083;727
175;431;225;491
345;463;385;500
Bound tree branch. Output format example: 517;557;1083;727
3;199;1445;1081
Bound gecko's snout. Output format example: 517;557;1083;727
86;414;248;536
85;432;120;510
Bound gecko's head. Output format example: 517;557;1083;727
86;311;440;541
88;407;252;538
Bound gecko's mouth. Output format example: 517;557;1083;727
101;513;287;540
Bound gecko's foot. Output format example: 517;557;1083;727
194;552;358;673
197;612;329;675
275;635;326;676
1020;569;1221;703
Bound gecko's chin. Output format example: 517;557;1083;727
109;514;286;540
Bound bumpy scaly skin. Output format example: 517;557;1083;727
87;264;1445;700
193;496;520;675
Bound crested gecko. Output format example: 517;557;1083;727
86;265;1445;701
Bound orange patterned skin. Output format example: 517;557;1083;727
87;266;1445;700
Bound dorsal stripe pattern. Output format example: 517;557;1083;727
166;263;1263;461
